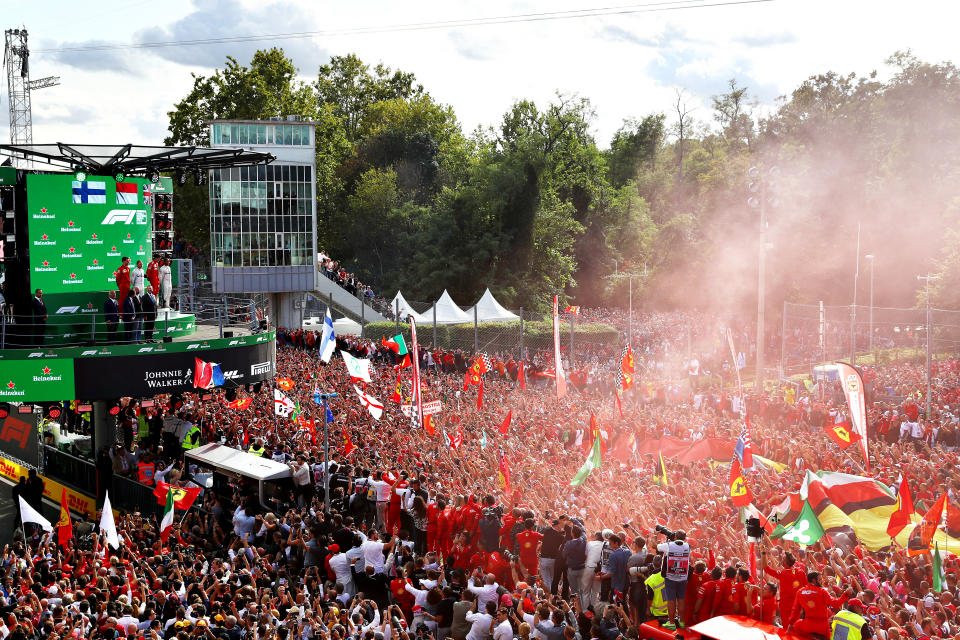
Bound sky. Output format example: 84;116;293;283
2;0;959;149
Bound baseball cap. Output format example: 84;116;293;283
848;598;864;609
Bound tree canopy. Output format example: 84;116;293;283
166;49;960;312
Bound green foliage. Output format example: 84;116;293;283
361;319;618;353
163;48;960;312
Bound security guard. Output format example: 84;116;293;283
645;557;668;620
830;598;873;640
181;422;201;451
137;458;156;485
248;439;266;457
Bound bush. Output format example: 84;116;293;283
361;319;618;353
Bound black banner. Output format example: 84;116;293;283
74;340;276;398
0;413;40;467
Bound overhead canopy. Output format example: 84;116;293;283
185;443;291;481
0;143;274;177
390;291;425;322
423;290;472;324
466;288;519;322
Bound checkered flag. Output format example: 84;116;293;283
616;344;634;391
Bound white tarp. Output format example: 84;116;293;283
389;291;425;322
422;290;472;324
185;443;291;481
466;288;520;322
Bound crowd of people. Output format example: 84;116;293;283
317;251;392;318
9;307;960;640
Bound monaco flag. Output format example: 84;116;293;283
116;181;139;205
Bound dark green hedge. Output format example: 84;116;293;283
361;319;618;351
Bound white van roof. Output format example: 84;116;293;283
185;443;292;481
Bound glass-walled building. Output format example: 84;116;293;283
208;117;317;295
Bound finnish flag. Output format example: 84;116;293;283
72;180;106;204
318;307;336;363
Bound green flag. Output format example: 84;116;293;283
769;500;825;546
570;435;602;486
934;542;944;593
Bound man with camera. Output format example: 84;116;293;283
655;525;691;630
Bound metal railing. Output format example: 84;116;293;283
0;295;263;348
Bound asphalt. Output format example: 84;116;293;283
0;476;62;546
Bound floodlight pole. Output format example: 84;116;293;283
918;274;940;418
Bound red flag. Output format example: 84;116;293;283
947;500;960;539
424;414;436;436
343;430;356;457
228;398;252;410
477;378;484;410
565;306;580;316
398;353;411;368
729;459;753;507
588;413;605;453
887;475;915;538
822;420;861;449
275;377;295;391
447;427;463;450
391;369;403;404
242;429;250;447
517;362;526;390
498;452;511;494
749;541;757;580
615;390;624;418
153;482;202;511
707;549;716;570
908;493;946;553
57;489;73;547
499;410;512;435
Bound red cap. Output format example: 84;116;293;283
848;598;865;609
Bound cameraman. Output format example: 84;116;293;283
655;527;691;630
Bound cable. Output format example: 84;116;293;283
35;0;774;54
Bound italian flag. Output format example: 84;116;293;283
570;435;601;486
159;487;174;543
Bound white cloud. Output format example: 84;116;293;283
1;0;958;150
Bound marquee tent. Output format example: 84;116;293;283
389;291;425;322
466;288;520;322
421;290;472;324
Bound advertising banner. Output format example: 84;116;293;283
0;331;271;360
0;413;39;468
0;454;96;517
74;338;275;398
0;359;76;402
27;173;152;294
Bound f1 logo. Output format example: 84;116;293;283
101;210;137;224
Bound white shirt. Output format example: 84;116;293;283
493;620;512;640
369;477;393;502
329;553;353;586
585;540;604;567
131;267;145;293
361;539;386;573
523;613;550;640
467;580;500;613
465;611;493;640
292;462;311;487
233;507;257;539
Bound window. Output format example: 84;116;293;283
283;127;293;145
292;127;301;145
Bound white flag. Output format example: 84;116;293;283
100;491;121;549
19;496;53;532
341;350;372;383
319;307;336;363
274;388;295;417
354;385;384;420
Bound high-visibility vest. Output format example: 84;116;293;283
248;445;265;456
137;461;155;485
645;573;668;617
181;425;201;450
830;609;866;640
137;415;150;440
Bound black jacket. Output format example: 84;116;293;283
121;295;136;322
141;292;157;317
32;296;47;322
105;297;119;323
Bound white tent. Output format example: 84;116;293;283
390;291;425;322
466;288;520;322
422;290;473;324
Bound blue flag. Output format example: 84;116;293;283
326;407;335;423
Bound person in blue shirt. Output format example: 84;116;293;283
604;533;632;601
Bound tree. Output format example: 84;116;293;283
672;89;695;181
712;78;755;149
606;114;666;188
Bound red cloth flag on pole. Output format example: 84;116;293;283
57;488;73;547
908;493;946;553
823;420;861;449
476;378;484;410
447;427;463;450
887;475;915;538
517;361;526;390
552;296;566;399
729;459;753;507
498;452;511;494
152;482;203;511
227;398;252;410
342;430;356;457
391;368;403;404
499;410;512;435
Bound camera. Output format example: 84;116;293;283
482;505;503;520
655;524;677;541
628;566;648;578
